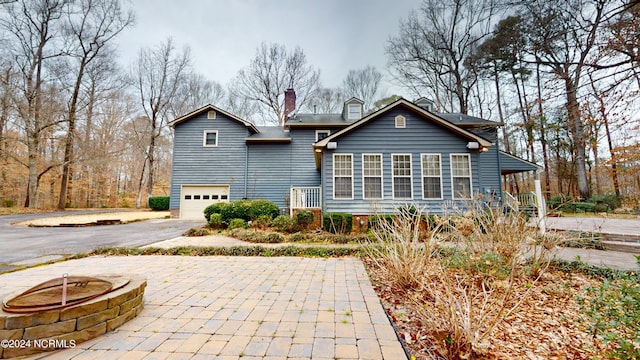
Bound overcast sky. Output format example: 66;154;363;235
116;0;420;100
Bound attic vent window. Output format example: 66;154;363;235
347;104;362;120
395;115;406;128
207;110;216;119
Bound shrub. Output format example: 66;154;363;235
204;202;228;221
367;214;394;230
248;199;280;220
548;194;574;210
208;213;223;228
295;209;314;229
183;226;212;237
578;274;640;359
587;194;620;211
264;232;285;243
221;200;252;223
148;196;170;210
251;214;273;229
272;215;298;233
228;218;247;230
1;199;16;208
323;212;353;234
289;232;311;242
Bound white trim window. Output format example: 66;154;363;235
315;130;330;142
347;104;362;120
421;154;442;199
362;154;383;200
392;154;412;199
333;154;353;199
451;154;472;199
203;130;218;147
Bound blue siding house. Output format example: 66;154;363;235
169;91;539;219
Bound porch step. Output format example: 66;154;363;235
602;240;640;254
600;233;640;254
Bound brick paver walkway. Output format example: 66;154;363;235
1;256;407;360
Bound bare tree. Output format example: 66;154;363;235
57;0;133;209
386;0;497;114
229;42;320;126
131;38;191;207
170;73;225;118
341;66;383;110
1;0;70;207
521;0;624;200
310;87;344;114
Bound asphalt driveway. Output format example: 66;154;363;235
0;211;202;268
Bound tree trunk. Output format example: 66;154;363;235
535;62;550;195
565;78;590;200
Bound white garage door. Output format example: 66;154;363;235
180;185;229;220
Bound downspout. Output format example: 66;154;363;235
244;142;248;199
495;138;503;201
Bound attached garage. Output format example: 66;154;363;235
180;185;229;220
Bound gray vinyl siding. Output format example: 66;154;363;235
246;143;292;208
169;113;250;209
322;107;496;215
245;129;321;209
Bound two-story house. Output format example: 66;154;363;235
169;89;540;219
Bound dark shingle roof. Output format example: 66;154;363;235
285;113;353;127
245;127;291;142
437;113;502;126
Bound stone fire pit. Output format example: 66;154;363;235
0;274;146;358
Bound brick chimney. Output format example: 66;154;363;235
284;88;296;123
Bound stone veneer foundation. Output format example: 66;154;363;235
0;274;146;358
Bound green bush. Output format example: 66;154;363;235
295;209;314;229
1;199;16;208
228;218;247;230
204;202;228;221
578;274;640;359
272;215;298;233
367;214;395;230
220;200;252;223
264;232;285;243
323;212;353;234
587;194;620;211
251;214;273;229
248;199;280;220
148;196;170;210
548;194;574;210
208;213;223;228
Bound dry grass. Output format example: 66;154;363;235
363;205;569;359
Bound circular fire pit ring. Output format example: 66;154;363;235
0;274;146;358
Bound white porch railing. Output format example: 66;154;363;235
503;191;519;212
290;186;322;216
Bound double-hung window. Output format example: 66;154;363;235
362;154;383;199
421;154;442;199
203;130;218;147
451;154;472;199
333;154;353;199
392;154;412;199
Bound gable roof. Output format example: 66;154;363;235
285;113;353;128
169;104;259;133
314;98;493;149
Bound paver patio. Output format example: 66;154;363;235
1;256;407;360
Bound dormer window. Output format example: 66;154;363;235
207;110;216;119
347;104;362;120
395;115;406;128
